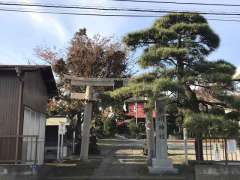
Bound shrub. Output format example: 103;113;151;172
128;120;139;138
103;117;117;137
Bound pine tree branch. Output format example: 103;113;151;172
198;100;226;107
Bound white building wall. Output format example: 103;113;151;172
22;107;46;164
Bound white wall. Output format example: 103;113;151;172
22;107;46;164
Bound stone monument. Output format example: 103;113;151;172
148;99;178;174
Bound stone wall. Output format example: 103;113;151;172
0;165;38;180
195;165;240;180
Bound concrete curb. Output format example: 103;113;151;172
45;175;185;180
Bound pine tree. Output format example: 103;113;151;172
112;13;240;160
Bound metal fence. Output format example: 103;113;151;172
0;135;38;164
167;137;240;165
199;138;240;163
167;139;195;164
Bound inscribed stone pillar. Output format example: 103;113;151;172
148;99;177;174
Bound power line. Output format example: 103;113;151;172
0;8;163;17
1;7;240;23
208;18;240;22
1;2;240;16
111;0;240;7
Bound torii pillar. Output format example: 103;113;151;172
80;86;93;160
148;99;177;174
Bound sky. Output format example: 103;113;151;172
0;0;239;71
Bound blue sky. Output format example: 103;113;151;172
0;0;239;69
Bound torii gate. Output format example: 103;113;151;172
64;74;128;160
64;74;176;174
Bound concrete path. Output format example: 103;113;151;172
92;138;146;177
89;138;188;180
39;138;193;180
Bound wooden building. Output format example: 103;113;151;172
125;98;156;120
0;65;57;164
45;117;70;161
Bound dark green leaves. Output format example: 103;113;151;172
192;60;236;84
123;28;177;49
139;47;187;68
153;13;207;29
117;13;238;138
184;112;239;137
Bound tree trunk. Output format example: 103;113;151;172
195;136;204;161
145;111;154;164
176;53;204;161
76;114;82;140
182;85;204;161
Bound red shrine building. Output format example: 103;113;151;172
124;98;156;122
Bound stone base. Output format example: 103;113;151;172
148;158;178;174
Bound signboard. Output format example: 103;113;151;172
227;139;237;153
214;143;221;161
71;92;99;101
134;103;137;112
145;121;151;130
58;124;66;135
71;93;86;100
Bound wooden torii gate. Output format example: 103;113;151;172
64;75;176;173
64;74;128;160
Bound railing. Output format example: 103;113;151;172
167;139;196;164
199;138;240;163
167;138;240;164
0;135;38;164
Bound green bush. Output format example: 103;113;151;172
103;117;117;137
92;114;104;137
184;112;239;138
128;120;139;137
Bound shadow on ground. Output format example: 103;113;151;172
36;139;194;180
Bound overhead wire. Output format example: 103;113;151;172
0;8;162;17
0;1;239;22
0;1;240;16
110;0;240;7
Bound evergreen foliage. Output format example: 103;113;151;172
112;13;240;138
128;120;139;137
104;116;117;137
184;112;239;137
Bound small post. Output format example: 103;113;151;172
72;131;75;154
145;111;154;164
224;138;228;166
135;102;138;125
61;133;64;160
57;129;60;161
34;136;38;165
183;128;188;165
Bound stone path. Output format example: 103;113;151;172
92;139;146;178
38;138;193;180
